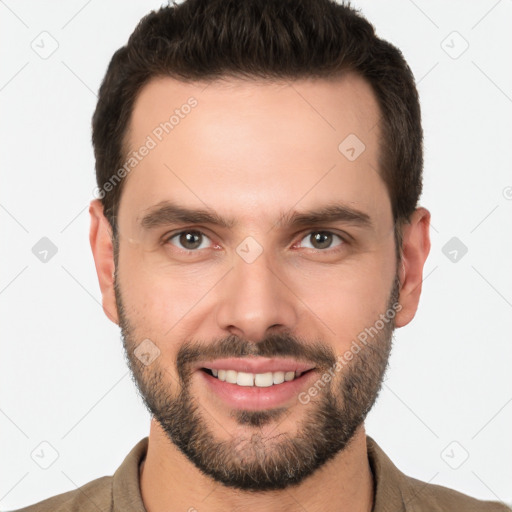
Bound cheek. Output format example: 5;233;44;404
291;253;396;349
118;245;221;339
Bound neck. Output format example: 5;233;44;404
139;419;374;512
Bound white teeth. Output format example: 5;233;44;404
237;371;254;386
207;368;306;387
273;371;285;384
254;372;273;387
284;371;295;381
225;370;237;384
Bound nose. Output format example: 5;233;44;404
215;247;299;343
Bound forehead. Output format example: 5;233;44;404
120;74;389;231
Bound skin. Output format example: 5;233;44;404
89;74;430;512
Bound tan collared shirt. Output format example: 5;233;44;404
12;436;510;511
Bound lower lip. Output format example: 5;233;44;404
198;369;317;410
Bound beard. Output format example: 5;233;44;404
115;274;399;492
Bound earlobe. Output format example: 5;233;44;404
89;199;119;325
395;207;431;328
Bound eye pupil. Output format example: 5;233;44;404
311;231;332;249
180;231;202;249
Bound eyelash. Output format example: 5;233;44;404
163;229;347;254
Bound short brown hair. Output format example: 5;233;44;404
92;0;423;241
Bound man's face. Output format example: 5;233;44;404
113;74;398;490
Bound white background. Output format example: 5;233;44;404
1;0;511;509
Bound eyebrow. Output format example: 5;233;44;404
139;200;372;231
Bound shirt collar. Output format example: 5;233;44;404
113;437;148;512
112;435;414;511
366;435;408;511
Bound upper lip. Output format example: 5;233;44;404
196;357;316;374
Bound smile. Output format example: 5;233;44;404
201;368;312;387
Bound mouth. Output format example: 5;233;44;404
195;358;318;410
200;367;314;387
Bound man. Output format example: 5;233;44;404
12;0;509;510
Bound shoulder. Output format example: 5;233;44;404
9;475;112;512
402;473;511;511
366;435;511;512
9;437;148;512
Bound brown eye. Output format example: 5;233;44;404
167;230;211;251
298;231;344;251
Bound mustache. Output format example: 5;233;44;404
176;332;337;379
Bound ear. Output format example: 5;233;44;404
395;207;431;328
89;199;119;325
